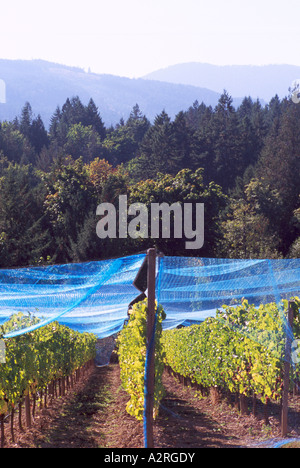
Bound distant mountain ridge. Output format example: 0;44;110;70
0;59;226;128
143;63;300;102
1;60;294;129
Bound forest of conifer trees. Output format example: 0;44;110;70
0;91;299;267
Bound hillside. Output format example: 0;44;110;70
0;59;224;128
143;63;300;101
0;59;298;268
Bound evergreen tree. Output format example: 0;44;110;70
256;100;300;254
29;114;49;154
135;110;179;179
49;106;62;142
126;104;150;144
172;111;197;170
185;100;210;131
85;98;106;140
19;102;33;138
207;91;243;190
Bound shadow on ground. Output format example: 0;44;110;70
31;367;113;448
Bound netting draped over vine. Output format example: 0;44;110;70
0;255;299;339
156;257;300;330
0;254;146;338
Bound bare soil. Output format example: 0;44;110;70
3;363;300;448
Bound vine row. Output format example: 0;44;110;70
161;298;300;413
116;299;166;421
0;313;97;447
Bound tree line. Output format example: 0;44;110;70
0;92;299;267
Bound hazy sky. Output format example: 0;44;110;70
1;0;300;77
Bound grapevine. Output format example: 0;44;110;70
116;299;166;420
162;298;300;406
0;313;97;446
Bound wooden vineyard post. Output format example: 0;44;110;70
281;300;294;437
25;392;32;429
144;248;156;449
0;414;4;448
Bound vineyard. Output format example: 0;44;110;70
116;296;300;420
1;298;300;447
0;252;300;448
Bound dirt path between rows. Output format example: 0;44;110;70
5;363;300;448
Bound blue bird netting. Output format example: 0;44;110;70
0;254;299;339
0;254;146;339
156;257;300;330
